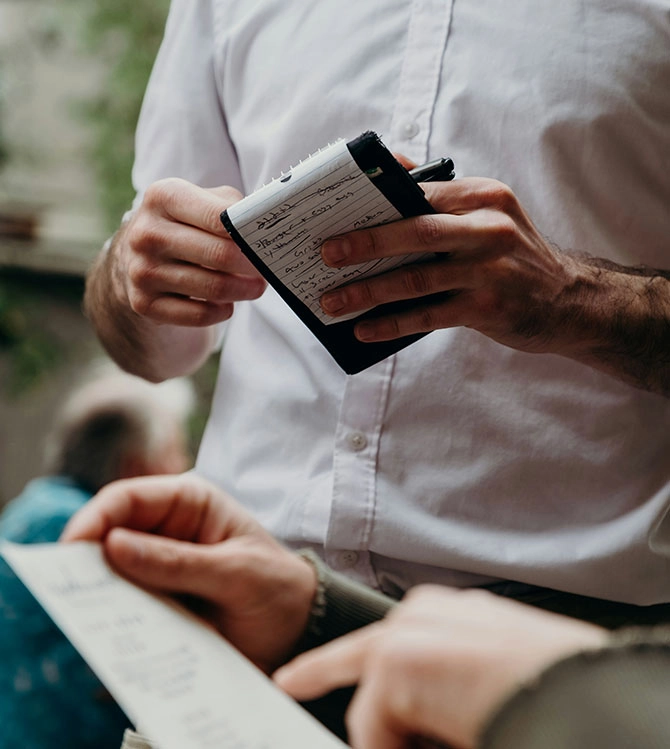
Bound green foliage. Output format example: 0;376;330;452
0;279;63;395
69;0;170;231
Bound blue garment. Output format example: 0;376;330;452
0;477;131;748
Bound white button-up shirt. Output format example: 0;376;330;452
133;0;670;603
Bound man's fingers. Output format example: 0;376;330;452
134;262;265;305
321;209;502;268
126;263;265;326
321;214;453;267
127;296;236;328
320;257;476;318
274;626;380;701
353;291;475;342
130;220;259;277
321;177;524;269
143;178;242;237
422;177;522;217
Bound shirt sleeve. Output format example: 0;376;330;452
131;0;244;206
294;549;396;653
480;628;670;749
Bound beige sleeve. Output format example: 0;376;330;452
294;549;396;653
481;628;670;749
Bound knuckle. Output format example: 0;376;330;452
199;301;235;326
415;303;438;331
203;239;235;271
203;203;227;235
126;255;157;291
479;180;518;213
358;230;380;260
491;214;520;250
201;272;229;302
155;543;188;579
413;214;443;247
184;302;217;327
383;316;402;339
208;184;244;209
402;264;432;296
473;287;503;319
143;177;186;214
126;287;154;317
355;281;379;308
129;217;164;257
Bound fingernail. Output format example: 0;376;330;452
355;321;376;341
322;238;350;266
321;290;346;314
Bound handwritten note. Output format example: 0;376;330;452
226;139;429;324
1;542;346;749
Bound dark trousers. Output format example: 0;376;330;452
486;580;670;630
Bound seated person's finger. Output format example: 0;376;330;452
274;624;381;700
103;527;228;601
60;474;219;542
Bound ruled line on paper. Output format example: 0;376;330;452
227;140;430;324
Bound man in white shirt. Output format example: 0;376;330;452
85;0;670;606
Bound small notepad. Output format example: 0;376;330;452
222;132;454;374
227;139;423;324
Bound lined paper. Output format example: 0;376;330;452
227;140;427;324
1;542;346;749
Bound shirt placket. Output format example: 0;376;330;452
387;0;454;164
325;357;395;587
323;2;452;588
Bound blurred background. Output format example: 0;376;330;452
0;0;215;507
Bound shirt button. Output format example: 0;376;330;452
401;121;420;139
346;431;368;451
338;551;359;569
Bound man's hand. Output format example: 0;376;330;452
275;585;606;749
115;179;265;328
61;474;315;675
319;177;670;395
319;178;572;351
85;178;266;381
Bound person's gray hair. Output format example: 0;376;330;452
44;361;195;493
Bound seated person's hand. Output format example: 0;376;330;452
275;585;607;749
61;474;316;674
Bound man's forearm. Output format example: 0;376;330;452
553;254;670;397
85;229;216;382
